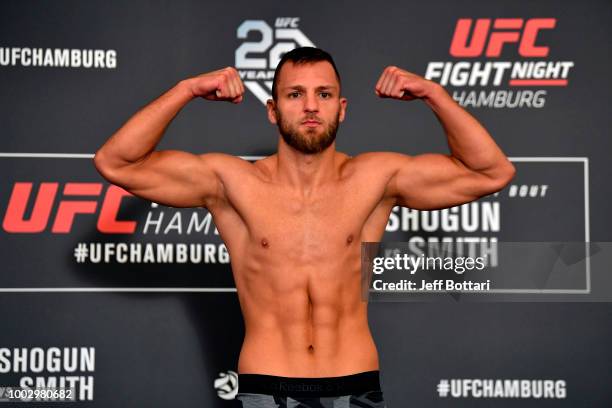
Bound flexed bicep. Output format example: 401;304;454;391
386;153;506;210
93;67;247;209
95;150;227;208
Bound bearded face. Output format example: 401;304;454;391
275;107;340;154
267;61;347;155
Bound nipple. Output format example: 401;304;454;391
261;238;269;248
346;234;354;245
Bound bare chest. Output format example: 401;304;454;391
253;187;361;255
222;179;389;262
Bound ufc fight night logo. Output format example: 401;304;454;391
235;18;315;105
424;18;575;109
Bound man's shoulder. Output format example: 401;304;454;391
343;151;413;173
197;152;271;180
197;152;255;164
198;152;274;167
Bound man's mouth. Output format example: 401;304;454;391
302;119;321;127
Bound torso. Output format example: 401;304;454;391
207;152;396;377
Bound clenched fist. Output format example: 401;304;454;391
188;67;245;103
374;66;439;101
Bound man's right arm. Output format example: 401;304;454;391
93;67;244;208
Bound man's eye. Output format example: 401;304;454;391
320;92;331;98
289;92;300;98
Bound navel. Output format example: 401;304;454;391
261;238;269;248
307;344;315;353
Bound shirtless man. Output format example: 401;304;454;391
94;47;515;407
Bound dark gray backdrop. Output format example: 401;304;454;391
1;0;610;406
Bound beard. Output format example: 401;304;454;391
275;108;340;154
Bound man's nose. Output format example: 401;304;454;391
303;92;319;112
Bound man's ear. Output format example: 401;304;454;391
339;97;348;123
266;99;277;124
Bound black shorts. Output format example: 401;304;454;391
236;370;386;407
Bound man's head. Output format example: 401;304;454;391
267;47;347;155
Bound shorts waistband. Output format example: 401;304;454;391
238;370;381;397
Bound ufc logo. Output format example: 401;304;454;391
2;182;136;233
275;17;300;28
450;18;556;57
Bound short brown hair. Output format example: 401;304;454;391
271;47;341;100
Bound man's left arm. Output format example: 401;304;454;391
375;66;516;210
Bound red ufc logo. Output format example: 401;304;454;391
2;182;136;233
450;18;556;57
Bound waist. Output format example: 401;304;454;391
238;327;379;376
238;370;381;398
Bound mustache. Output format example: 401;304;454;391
301;115;323;122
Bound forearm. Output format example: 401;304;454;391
424;85;513;176
94;79;195;168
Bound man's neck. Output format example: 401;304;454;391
275;139;339;194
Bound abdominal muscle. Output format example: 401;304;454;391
233;247;380;377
